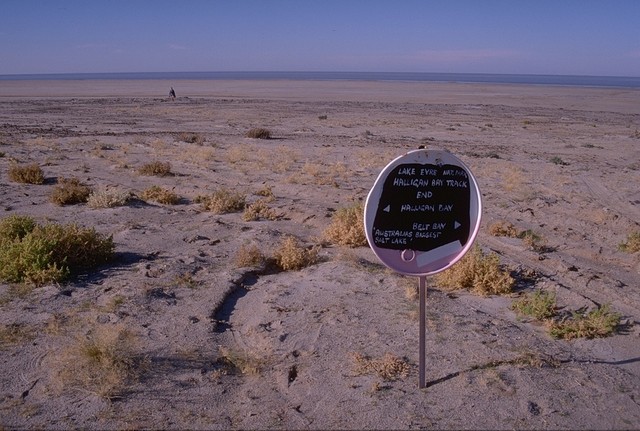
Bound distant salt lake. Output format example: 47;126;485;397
1;71;639;88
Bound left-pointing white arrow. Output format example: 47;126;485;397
383;205;391;212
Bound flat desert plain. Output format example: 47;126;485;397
0;79;639;430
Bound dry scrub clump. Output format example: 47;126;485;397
0;323;36;349
323;203;368;247
87;187;131;208
8;163;45;184
518;229;547;251
0;215;114;285
140;185;180;205
273;236;319;271
255;185;275;199
138;161;172;176
246;128;272;139
198;189;246;214
488;221;519;237
435;245;514;295
243;199;278;221
511;289;621;339
489;221;547;251
351;352;410;381
234;243;267;268
177;132;205;145
619;231;640;253
50;177;93;206
56;324;147;399
548;305;621;339
217;346;263;375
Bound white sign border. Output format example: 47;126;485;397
364;149;482;276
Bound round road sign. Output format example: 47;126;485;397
364;149;482;276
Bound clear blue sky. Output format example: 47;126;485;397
1;0;639;76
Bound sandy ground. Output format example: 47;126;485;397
0;79;639;430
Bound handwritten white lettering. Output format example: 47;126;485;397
401;204;435;212
445;179;467;188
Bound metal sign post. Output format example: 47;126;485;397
364;148;482;388
419;275;427;388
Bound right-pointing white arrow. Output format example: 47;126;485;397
454;221;461;230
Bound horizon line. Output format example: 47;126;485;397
1;70;640;79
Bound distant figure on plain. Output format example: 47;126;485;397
169;87;176;99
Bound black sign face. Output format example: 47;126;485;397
365;149;482;276
371;163;471;252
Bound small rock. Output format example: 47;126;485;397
528;401;541;416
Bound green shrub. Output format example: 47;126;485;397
511;290;557;320
550;156;568;166
548;305;621;340
0;215;37;242
0;216;114;285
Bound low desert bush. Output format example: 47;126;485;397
140;185;180;205
435;245;514;295
548;305;621;340
0;215;114;285
198;188;246;214
217;346;264;375
57;324;147;398
234;243;266;268
511;289;621;339
0;214;36;241
138;161;172;176
87;187;131;208
273;236;319;271
177;132;205;145
8;163;45;184
246;128;271;139
351;352;410;381
50;177;93;206
489;222;547;252
243;199;277;221
488;221;519;238
619;231;640;253
511;290;557;320
255;185;275;199
518;229;545;251
0;323;36;349
550;156;569;166
323;203;367;247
